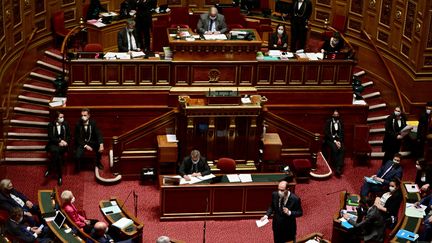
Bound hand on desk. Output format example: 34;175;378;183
191;172;201;177
183;175;191;181
31;227;42;235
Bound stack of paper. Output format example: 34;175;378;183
112;217;133;229
227;174;253;183
255;218;269;228
101;205;121;215
104;52;130;60
268;50;281;57
364;176;382;184
405;203;426;218
203;34;227;40
405;184;420;193
227;174;241;183
166;134;178;143
49;97;67;107
130;51;145;58
179;174;216;185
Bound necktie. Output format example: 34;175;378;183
209;19;214;31
192;163;197;173
280;197;284;211
380;165;393;179
129;32;134;51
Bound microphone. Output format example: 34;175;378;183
120;190;134;209
326;188;347;196
133;190;138;218
203;197;208;243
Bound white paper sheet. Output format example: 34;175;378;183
203;34;227;40
227;174;241;182
255;218;269;228
239;174;253;183
405;184;420;193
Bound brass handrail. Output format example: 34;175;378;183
3;28;38;120
60;18;85;77
361;29;405;112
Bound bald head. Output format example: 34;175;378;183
209;6;218;17
93;222;108;236
277;181;289;198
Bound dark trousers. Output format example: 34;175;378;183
290;19;308;52
323;140;345;173
360;181;384;197
419;215;432;241
46;144;67;178
75;144;101;171
83;219;98;234
382;138;401;165
136;17;152;50
272;221;295;243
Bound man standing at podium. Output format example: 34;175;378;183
117;19;141;52
179;150;211;181
197;6;227;35
260;181;303;243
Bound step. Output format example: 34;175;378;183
353;70;366;77
2;157;48;163
367;115;388;122
7;132;48;138
36;60;66;73
14;107;49;115
45;50;63;61
7;140;47;146
361;81;374;88
18;95;50;104
369;140;383;145
10;119;49;127
363;91;381;99
371;151;411;158
370;127;385;133
23;84;55;93
30;72;55;82
369;103;387;110
6;145;46;151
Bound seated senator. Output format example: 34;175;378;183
5;207;52;243
61;190;98;234
416;190;432;241
118;19;141;52
179;150;211;181
0;179;41;226
86;0;108;20
373;178;402;228
269;24;288;50
360;153;403;198
197;6;227;35
91;221;132;243
321;32;344;53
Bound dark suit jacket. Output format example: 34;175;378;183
376;161;403;186
118;28;141;52
135;0;156;23
46;121;70;148
0;189;29;212
322;38;345;53
5;219;36;243
382;114;407;151
178;156;211;177
266;191;303;239
324;118;344;143
74;119;103;148
348;205;385;242
417;112;431;142
86;0;107;20
269;33;288;50
197;13;227;35
291;0;313;24
383;191;402;220
416;168;432;188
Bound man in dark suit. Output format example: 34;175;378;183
74;108;104;172
360;153;403;197
382;106;409;165
134;0;157;51
0;179;41;226
290;0;313;51
118;19;141;52
322;109;345;177
197;6;227;35
260;181;303;243
417;101;432;159
91;221;132;243
45;111;70;186
179;150;211;181
86;0;107;20
5;207;52;243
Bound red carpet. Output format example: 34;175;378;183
1;157;417;242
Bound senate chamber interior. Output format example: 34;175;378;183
1;0;432;242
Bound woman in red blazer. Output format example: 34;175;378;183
61;190;98;233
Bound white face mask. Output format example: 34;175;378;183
277;30;284;35
82;116;89;122
209;16;216;20
58;117;64;123
394;111;401;116
18;216;23;223
71;196;76;204
393;160;400;164
389;186;396;192
128;28;134;33
427;109;431;115
416;165;422;170
278;191;285;198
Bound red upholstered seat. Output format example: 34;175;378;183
84;43;103;52
169;7;190;29
353;125;372;165
217;158;237;174
223;7;246;30
332;14;347;33
292;159;312;181
306;38;325;53
53;11;70;37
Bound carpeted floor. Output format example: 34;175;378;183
1;157;417;243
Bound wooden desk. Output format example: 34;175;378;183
167;28;262;61
38;190;91;243
157;135;178;174
87;20;127;52
331;191;360;243
389;182;421;243
99;198;143;242
262;133;282;161
288;232;331;243
159;173;295;220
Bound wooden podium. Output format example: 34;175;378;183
157;135;178;174
262;133;282;161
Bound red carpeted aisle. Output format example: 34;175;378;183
1;157;416;243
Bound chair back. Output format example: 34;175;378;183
332;14;346;33
170;7;190;27
84;43;103;52
223;7;245;28
217;158;237;174
53;11;67;35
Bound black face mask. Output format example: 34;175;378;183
332;116;339;121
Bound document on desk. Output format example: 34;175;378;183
238;174;253;183
203;34;227;40
130;51;145;58
405;183;420;193
364;176;382;184
180;176;201;185
405;203;426;218
268;50;281;57
101;205;121;215
227;174;241;183
112;217;133;230
166;134;178;143
197;174;216;181
255;218;269;228
104;52;130;59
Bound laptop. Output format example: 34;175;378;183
53;210;66;229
